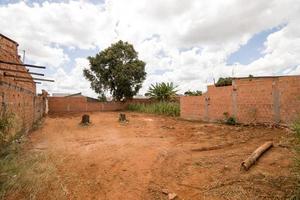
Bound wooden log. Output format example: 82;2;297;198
241;141;273;170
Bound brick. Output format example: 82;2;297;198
180;76;300;124
0;34;47;134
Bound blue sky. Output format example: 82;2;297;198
227;26;283;65
0;0;299;97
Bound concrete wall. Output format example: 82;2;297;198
48;97;152;114
0;34;47;136
180;76;300;125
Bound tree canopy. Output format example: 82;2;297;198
215;77;232;87
83;40;146;101
145;82;178;101
184;90;202;96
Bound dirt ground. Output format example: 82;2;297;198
27;112;296;200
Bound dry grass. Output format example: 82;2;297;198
0;137;65;200
291;119;300;199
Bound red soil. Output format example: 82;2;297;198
28;112;296;199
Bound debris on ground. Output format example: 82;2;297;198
168;192;177;200
241;141;273;170
191;142;234;152
161;188;169;194
161;125;175;129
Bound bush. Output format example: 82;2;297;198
127;102;180;117
226;117;237;125
223;112;236;125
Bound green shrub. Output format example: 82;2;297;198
223;112;236;125
226;117;237;125
127;102;180;117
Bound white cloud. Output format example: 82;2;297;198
1;0;300;96
39;57;96;97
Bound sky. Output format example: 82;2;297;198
0;0;300;97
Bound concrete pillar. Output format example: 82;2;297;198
272;78;280;123
204;95;209;121
232;79;238;119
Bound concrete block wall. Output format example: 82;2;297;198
0;34;47;136
180;76;300;125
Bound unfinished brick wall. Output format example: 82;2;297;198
278;76;300;123
206;85;233;121
48;97;151;114
180;96;206;120
180;76;300;125
0;34;47;136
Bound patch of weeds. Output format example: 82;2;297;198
0;137;66;200
128;102;180;117
32;118;44;131
290;118;300;199
0;112;15;147
223;112;237;125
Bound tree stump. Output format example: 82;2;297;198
81;114;90;125
119;113;127;122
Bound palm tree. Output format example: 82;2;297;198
146;82;178;101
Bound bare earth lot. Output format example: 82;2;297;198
27;112;296;199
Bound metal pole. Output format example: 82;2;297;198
0;60;46;69
4;73;54;82
0;68;44;76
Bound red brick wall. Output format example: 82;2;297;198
48;97;150;114
180;96;206;120
0;34;47;135
206;85;233;121
180;76;300;125
234;78;275;123
278;76;300;123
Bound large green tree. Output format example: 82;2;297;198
83;40;146;101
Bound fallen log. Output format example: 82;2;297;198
241;141;273;171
